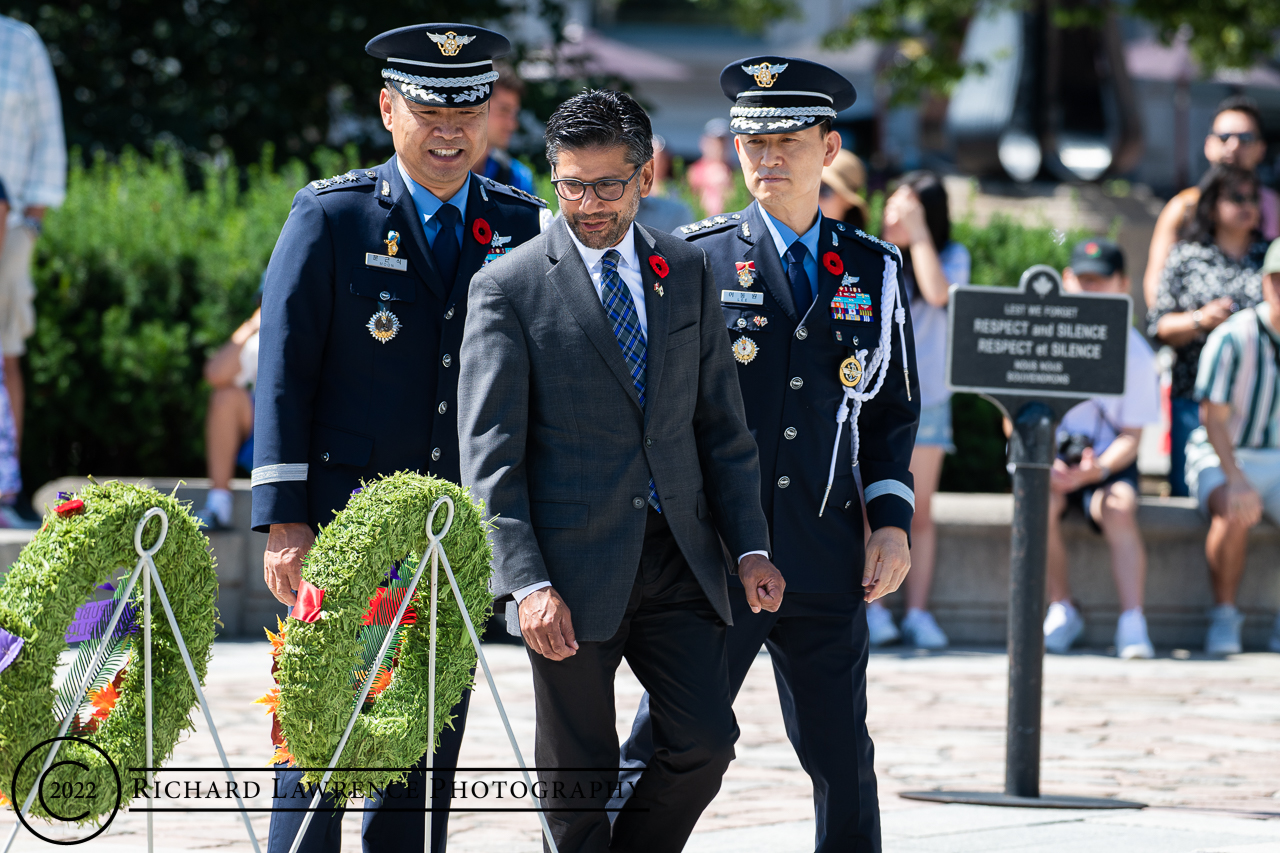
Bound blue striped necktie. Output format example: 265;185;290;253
600;249;662;513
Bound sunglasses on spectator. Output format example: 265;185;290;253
552;164;644;202
1224;191;1259;206
1209;131;1259;145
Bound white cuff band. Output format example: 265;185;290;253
251;463;309;487
864;479;915;509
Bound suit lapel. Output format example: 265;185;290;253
743;203;797;321
544;219;645;413
635;224;670;422
384;156;448;301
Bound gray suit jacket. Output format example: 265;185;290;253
458;217;770;642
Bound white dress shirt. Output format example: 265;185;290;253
513;223;765;605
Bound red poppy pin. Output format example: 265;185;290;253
54;499;85;517
472;218;492;245
822;251;844;275
649;255;669;279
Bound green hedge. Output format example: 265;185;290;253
23;150;1093;493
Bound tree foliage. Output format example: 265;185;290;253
1;1;507;164
825;0;1280;103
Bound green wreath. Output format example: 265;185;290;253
0;481;218;823
272;472;493;797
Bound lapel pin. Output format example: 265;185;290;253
385;231;400;256
381;180;390;197
832;231;839;247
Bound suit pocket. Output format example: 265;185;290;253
312;423;374;468
696;490;710;520
667;322;699;349
351;269;416;302
530;500;589;529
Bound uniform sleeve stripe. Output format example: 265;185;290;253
251;464;309;487
864;479;915;509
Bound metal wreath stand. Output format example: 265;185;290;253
285;495;558;853
3;507;262;853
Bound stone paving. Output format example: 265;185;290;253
4;641;1278;851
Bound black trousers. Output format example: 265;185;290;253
527;509;738;853
619;586;881;852
265;689;470;853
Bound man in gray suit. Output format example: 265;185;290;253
458;90;785;853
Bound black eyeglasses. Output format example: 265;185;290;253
551;164;644;202
1210;131;1258;145
1225;191;1259;206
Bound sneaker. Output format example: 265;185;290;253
866;602;900;647
901;609;949;650
1114;609;1154;659
1205;604;1244;655
1044;601;1084;654
0;505;39;530
1269;614;1280;654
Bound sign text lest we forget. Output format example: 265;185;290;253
946;265;1131;399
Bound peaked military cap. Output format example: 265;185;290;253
720;56;856;135
367;23;511;107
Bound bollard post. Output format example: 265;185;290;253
1005;400;1054;798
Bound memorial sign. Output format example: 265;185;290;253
946;265;1132;399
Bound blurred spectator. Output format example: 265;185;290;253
0;15;66;477
1148;164;1266;496
0;175;21;528
1186;238;1280;655
1043;240;1159;658
472;63;534;194
867;170;970;649
687;118;734;216
819;148;869;231
196;305;260;530
1143;96;1278;310
0;177;7;248
637;135;694;234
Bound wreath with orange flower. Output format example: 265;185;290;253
0;482;218;823
261;472;492;798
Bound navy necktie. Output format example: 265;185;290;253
432;203;461;284
600;250;662;513
785;239;813;315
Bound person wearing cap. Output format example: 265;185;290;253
819;147;869;230
251;22;547;853
618;57;919;851
1186;237;1280;655
1041;240;1160;659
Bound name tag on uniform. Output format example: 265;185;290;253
366;253;408;272
721;289;764;306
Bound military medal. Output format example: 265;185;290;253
839;354;864;388
830;282;873;322
367;304;401;343
731;336;758;365
735;261;756;288
385;231;400;256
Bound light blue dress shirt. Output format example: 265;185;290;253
759;204;823;300
396;159;468;248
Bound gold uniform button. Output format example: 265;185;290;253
784;427;797;440
777;476;791;488
789;377;804;389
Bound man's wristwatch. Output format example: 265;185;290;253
1191;309;1203;330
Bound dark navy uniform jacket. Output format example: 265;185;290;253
251;156;545;531
681;202;920;594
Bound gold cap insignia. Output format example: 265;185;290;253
742;62;788;88
839;354;864;388
429;31;475;57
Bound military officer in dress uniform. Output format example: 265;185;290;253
250;23;546;853
616;57;919;852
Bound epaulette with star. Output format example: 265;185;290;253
839;222;903;261
678;212;743;237
308;170;378;194
478;176;548;208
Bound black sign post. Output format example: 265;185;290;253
902;265;1145;809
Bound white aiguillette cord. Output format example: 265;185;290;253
819;253;910;517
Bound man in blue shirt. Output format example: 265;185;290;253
473;64;535;194
619;56;920;853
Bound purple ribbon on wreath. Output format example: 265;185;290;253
0;627;23;674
